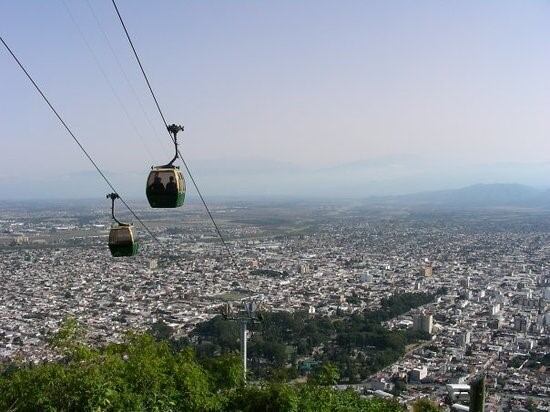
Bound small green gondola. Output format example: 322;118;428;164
106;193;138;257
146;167;185;208
146;124;186;208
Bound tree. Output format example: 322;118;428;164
0;339;404;412
48;316;94;360
392;380;407;396
201;354;244;389
0;320;408;412
312;362;340;385
412;398;441;412
48;317;83;350
150;319;174;341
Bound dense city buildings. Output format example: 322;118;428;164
0;199;549;410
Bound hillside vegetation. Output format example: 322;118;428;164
0;319;403;412
192;291;439;382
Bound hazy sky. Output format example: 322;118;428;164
1;1;550;197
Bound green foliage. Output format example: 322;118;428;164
312;362;340;386
369;292;439;323
392;380;407;396
194;315;241;353
0;320;404;412
322;292;436;381
270;366;299;383
191;292;438;383
250;269;289;278
226;384;404;412
469;375;486;412
522;352;550;369
201;354;245;389
252;338;289;367
346;294;362;305
1;328;217;412
48;316;88;358
226;383;299;412
508;356;525;368
411;398;441;412
150;319;175;341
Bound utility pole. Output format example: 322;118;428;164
240;319;248;379
221;301;263;383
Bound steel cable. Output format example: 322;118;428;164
0;34;161;245
111;0;239;269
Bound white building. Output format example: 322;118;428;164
409;366;428;382
413;313;433;334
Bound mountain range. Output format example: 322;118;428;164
1;156;549;201
368;183;550;209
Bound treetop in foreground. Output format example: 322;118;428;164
0;321;404;412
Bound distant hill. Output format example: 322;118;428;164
369;183;550;208
2;153;550;200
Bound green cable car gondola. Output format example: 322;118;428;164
146;124;186;208
106;193;138;257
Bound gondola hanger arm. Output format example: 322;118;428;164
107;192;124;226
160;123;184;168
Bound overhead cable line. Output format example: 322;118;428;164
0;34;160;245
111;0;171;134
111;0;238;269
60;0;157;164
84;0;169;154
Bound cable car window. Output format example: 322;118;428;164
147;170;179;194
166;174;178;194
146;168;185;208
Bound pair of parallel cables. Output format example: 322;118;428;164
0;0;237;268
